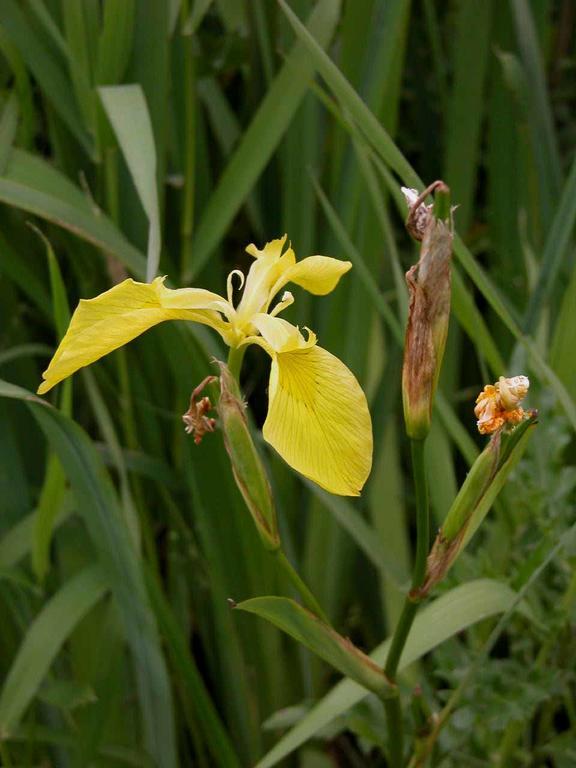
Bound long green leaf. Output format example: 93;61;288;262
236;596;393;698
0;381;178;768
254;579;533;767
0;149;146;277
0;0;92;154
99;84;161;279
189;0;341;277
0;564;108;735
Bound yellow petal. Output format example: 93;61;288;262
237;236;296;322
250;313;315;353
263;345;372;496
281;255;352;295
38;277;231;394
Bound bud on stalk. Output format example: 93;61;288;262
217;363;280;550
416;410;537;597
402;182;453;440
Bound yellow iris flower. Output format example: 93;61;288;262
38;236;373;496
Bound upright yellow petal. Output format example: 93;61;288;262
280;255;352;295
250;313;315;353
263;345;373;496
38;277;231;394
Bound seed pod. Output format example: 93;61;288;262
217;363;280;550
416;410;537;597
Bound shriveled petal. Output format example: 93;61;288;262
263;345;373;496
38;277;231;394
251;313;316;353
280;255;352;296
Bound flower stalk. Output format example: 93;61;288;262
385;181;452;765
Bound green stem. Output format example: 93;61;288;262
227;346;246;383
274;549;330;624
384;438;430;766
432;182;451;222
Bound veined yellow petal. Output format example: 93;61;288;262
263;345;373;496
251;313;315;353
280;255;352;295
38;277;231;394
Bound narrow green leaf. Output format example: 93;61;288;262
0;564;108;736
510;0;561;224
305;481;404;586
236;597;393;698
62;2;97;134
445;0;492;231
254;579;533;767
96;0;135;84
0;91;18;173
277;0;419;188
0;380;178;768
0;498;73;569
183;0;214;35
0;149;146;277
146;569;243;768
99;84;160;279
189;0;341;277
523;152;576;333
0;0;92;154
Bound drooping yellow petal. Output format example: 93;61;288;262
263;344;373;496
38;277;231;394
280;255;352;296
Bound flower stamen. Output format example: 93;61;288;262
270;291;294;317
226;269;245;307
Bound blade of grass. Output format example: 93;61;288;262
0;149;146;277
188;0;341;278
0;0;92;155
0;380;178;768
522;152;576;333
0;564;108;735
0;91;18;174
510;0;561;225
99;85;161;280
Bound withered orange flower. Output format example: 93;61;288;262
474;375;530;435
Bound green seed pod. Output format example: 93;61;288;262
417;412;537;597
217;363;280;551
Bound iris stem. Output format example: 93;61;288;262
384;437;430;766
227;346;246;383
274;549;330;624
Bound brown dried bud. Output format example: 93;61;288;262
402;187;453;439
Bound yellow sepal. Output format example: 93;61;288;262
38;277;230;394
263;344;373;496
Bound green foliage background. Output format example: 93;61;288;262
0;1;575;765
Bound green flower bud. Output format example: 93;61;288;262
416;411;537;597
217;363;280;550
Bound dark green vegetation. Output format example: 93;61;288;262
0;1;575;766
